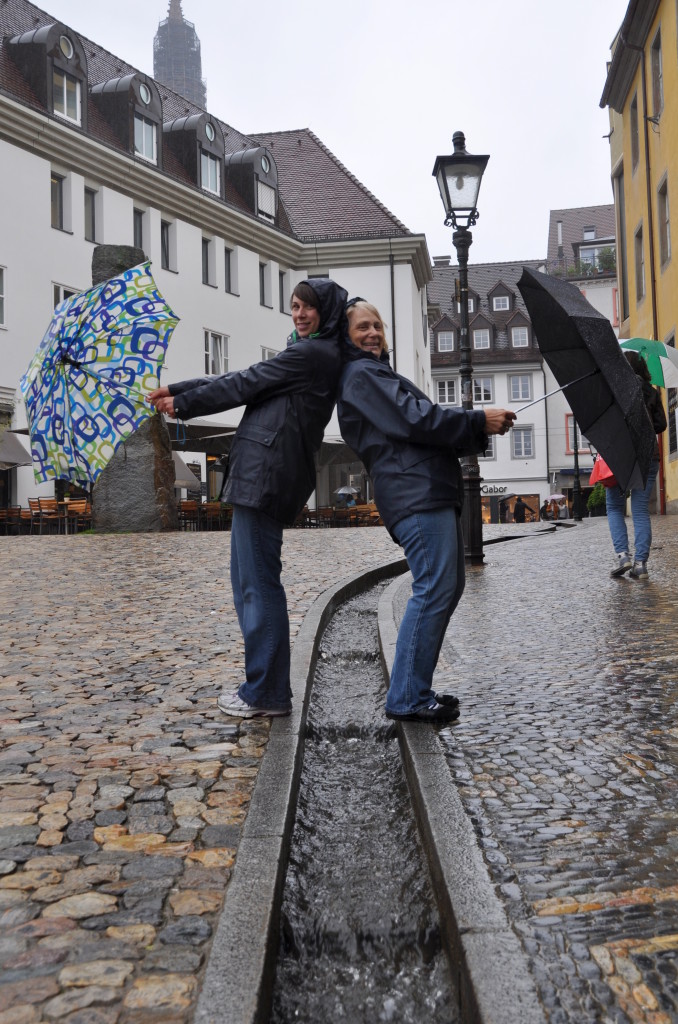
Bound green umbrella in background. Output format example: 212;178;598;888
620;338;678;388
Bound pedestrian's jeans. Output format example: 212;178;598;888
387;506;465;716
230;504;292;711
605;459;660;563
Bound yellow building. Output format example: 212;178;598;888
601;0;678;512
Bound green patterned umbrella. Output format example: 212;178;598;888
21;263;179;484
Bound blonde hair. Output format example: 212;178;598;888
346;301;389;353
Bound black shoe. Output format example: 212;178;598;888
435;691;460;708
386;702;461;723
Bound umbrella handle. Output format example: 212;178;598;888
515;369;600;414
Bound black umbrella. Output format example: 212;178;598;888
517;267;656;491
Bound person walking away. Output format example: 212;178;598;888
337;299;516;723
149;278;348;716
513;495;531;523
607;350;667;580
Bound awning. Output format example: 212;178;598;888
165;416;237;455
0;430;32;469
172;451;200;488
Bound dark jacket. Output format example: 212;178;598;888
169;278;347;525
337;342;488;536
641;379;667;459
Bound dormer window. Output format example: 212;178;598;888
583;227;595;240
205;122;215;142
201;152;221;194
492;295;510;311
92;74;161;168
8;24;88;130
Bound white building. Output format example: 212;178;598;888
0;0;431;510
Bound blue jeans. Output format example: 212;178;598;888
230;505;292;710
387;507;465;715
605;460;659;563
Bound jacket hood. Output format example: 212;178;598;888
341;334;391;367
286;278;348;346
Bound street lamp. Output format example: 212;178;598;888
433;132;490;563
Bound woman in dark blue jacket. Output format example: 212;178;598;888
150;278;347;718
338;300;515;722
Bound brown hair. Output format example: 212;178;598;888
291;281;320;310
346;300;389;353
624;349;651;383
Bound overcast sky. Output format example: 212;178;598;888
43;0;629;265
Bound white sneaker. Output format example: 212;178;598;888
629;561;649;580
217;691;291;718
610;552;632;577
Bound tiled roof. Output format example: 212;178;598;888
428;258;544;323
0;0;409;243
546;205;615;268
250;129;410;241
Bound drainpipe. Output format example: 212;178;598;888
621;33;665;512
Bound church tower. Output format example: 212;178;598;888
153;0;206;108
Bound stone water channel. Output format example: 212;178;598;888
269;585;458;1024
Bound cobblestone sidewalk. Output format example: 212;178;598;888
0;528;397;1024
440;517;678;1024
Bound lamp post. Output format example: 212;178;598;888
433;132;490;564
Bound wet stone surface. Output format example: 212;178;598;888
270;588;457;1024
0;529;397;1023
434;518;678;1024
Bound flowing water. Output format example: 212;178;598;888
269;586;458;1023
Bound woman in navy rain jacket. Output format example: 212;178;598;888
150;278;347;718
338;300;515;722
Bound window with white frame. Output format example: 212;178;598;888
161;219;177;272
651;28;663;116
51;173;64;230
437;331;454;352
84;187;96;242
479;435;495;460
134;114;157;163
437;380;457;405
509;374;531;402
0;267;5;326
512;326;529;347
635;224;645;300
259;262;272;306
133;208;144;250
492;295;509;311
457;298;474;313
566;415;591;454
262;347;279;360
257;181;276;222
53;67;81;124
658;179;671;266
583;227;595;240
473;377;493;403
512;426;534;458
201;152;220;195
204;330;228;375
53;283;78;309
473;328;490;349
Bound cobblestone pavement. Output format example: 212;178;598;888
439;516;678;1024
0;528;397;1024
